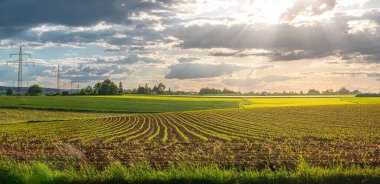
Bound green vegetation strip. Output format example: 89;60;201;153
0;96;240;112
0;161;379;184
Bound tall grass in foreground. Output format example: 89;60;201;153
0;161;379;184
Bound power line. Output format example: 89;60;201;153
5;46;35;98
52;64;65;94
77;83;80;92
70;80;73;94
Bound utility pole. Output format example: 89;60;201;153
77;83;80;94
52;64;64;94
69;80;76;94
26;81;29;96
6;46;35;98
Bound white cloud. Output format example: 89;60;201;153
347;19;378;34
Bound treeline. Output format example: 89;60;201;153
134;83;169;95
5;84;43;96
197;87;366;95
356;93;380;97
80;79;120;95
306;87;360;95
199;87;240;95
80;79;173;95
244;87;365;96
3;80;379;96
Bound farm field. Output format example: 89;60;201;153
0;104;379;166
0;108;117;124
0;95;379;112
0;96;240;112
243;97;380;108
0;97;379;183
2;1;380;183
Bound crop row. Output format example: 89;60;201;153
0;104;379;168
1;104;378;143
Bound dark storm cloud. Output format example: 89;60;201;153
0;0;175;44
62;52;165;82
173;9;380;62
271;50;333;61
67;66;111;76
39;30;114;44
65;64;133;83
340;53;380;64
210;51;258;57
364;54;380;62
177;57;198;63
331;72;380;80
175;23;339;50
0;0;173;28
0;63;53;82
8;22;164;47
363;9;380;25
165;63;245;79
63;55;159;82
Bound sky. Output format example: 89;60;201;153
0;0;379;93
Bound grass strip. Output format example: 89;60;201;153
0;160;379;184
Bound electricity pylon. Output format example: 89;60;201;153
52;64;64;94
6;46;35;98
70;80;73;94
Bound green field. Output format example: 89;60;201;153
0;108;116;124
0;96;240;112
0;96;379;183
0;95;378;112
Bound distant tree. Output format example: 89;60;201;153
80;86;94;95
337;87;350;94
6;88;13;96
199;87;221;95
152;85;158;94
62;91;70;96
137;85;145;94
222;88;236;94
118;82;124;94
131;88;137;94
157;83;166;94
93;82;102;95
322;89;334;94
352;90;361;94
144;83;151;94
28;84;43;96
199;87;237;95
98;79;118;95
307;89;320;95
356;93;380;97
